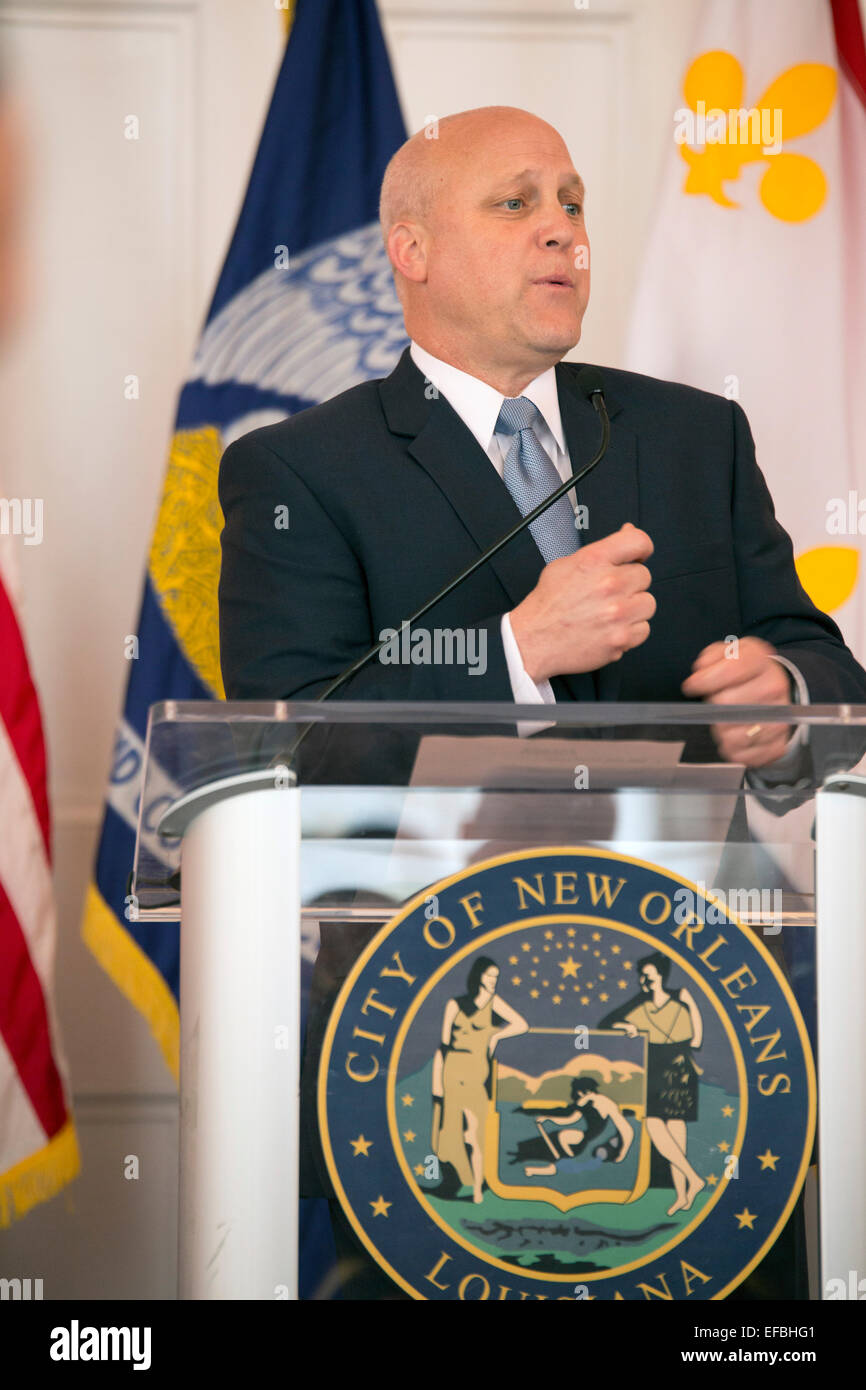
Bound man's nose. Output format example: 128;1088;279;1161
536;203;577;247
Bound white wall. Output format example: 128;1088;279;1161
0;0;284;1298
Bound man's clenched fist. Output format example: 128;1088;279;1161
509;522;655;682
681;636;794;768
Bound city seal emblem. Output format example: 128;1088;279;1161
318;848;815;1300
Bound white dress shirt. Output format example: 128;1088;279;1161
408;340;808;772
410;341;565;708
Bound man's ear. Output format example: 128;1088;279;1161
387;222;428;284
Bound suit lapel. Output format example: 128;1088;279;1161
379;349;546;611
378;349;638;705
556;362;637;546
557;363;639;703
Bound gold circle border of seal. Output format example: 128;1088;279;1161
317;846;817;1301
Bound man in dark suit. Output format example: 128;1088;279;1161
218;106;864;1299
219;106;866;772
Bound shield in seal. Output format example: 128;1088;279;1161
484;1028;651;1213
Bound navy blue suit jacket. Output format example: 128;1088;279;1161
221;348;845;1285
219;346;866;721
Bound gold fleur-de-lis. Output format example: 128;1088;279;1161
680;50;836;221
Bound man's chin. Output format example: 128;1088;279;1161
525;321;583;359
527;335;582;363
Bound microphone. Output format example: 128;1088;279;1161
276;367;610;767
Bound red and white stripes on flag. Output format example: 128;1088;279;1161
0;541;78;1224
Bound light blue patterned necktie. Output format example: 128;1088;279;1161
496;396;579;563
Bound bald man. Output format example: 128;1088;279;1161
218;106;866;772
221;108;845;1298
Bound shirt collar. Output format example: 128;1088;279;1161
409;341;567;456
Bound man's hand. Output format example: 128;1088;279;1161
681;637;793;768
509;522;656;682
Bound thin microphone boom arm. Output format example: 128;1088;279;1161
277;370;610;768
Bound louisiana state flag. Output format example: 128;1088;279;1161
82;0;407;1294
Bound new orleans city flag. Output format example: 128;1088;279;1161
627;0;866;661
81;0;407;1290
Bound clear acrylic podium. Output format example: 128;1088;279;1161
132;700;866;1301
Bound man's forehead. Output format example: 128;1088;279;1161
444;146;584;196
489;164;585;193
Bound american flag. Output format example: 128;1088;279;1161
0;528;79;1225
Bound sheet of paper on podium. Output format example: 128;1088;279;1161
410;735;686;789
398;736;747;886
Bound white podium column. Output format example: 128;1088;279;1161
815;773;866;1297
163;775;301;1300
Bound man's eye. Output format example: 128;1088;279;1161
501;198;524;210
563;202;582;217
